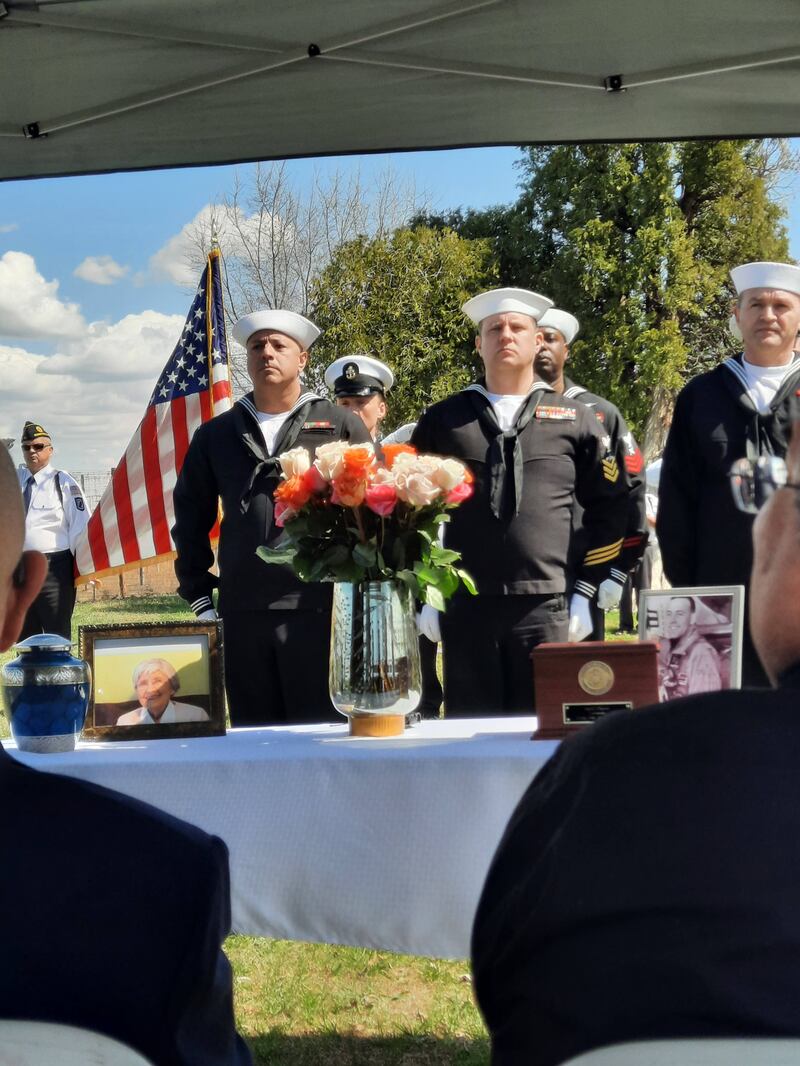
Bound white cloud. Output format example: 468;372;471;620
149;205;216;286
73;255;129;286
148;202;284;287
41;310;185;383
0;308;188;470
0;251;85;340
0;223;19;234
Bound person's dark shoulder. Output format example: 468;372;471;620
557;686;797;776
4;754;228;880
187;404;240;449
574;389;624;427
675;362;732;406
414;391;480;434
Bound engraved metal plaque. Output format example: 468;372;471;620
563;700;633;725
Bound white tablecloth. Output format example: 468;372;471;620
4;717;557;959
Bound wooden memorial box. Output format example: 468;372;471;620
531;640;659;740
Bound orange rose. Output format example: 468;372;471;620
342;447;374;478
382;443;417;469
275;474;312;512
331;474;367;507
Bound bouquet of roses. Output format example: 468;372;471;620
257;440;477;608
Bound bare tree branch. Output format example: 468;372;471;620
182;163;428;392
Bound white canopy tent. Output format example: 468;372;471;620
1;0;799;181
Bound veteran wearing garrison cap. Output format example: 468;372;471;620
17;420;90;641
172;309;370;726
535;308;648;639
659;261;800;687
411;288;628;717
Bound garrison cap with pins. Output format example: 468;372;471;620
538;308;581;345
730;261;800;297
325;355;394;397
21;421;50;442
231;309;321;350
461;287;553;326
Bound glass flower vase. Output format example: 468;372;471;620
329;579;421;736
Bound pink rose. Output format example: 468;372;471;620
303;465;328;494
274;499;297;527
446;481;473;505
365;482;398;517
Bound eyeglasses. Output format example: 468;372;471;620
729;456;800;513
21;443;50;453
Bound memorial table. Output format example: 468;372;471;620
3;717;555;959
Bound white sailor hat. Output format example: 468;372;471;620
324;355;394;397
730;261;800;297
231;309;321;349
461;287;553;326
538;308;580;345
728;314;742;342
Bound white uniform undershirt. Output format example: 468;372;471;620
486;392;527;431
255;409;291;453
741;357;793;414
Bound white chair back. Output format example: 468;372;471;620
563;1039;800;1065
0;1020;153;1065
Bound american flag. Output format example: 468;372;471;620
75;248;232;580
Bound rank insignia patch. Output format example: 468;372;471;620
602;457;620;483
534;406;577;421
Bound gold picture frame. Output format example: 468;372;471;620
78;621;226;740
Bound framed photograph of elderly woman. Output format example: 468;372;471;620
637;585;745;702
78;621;225;740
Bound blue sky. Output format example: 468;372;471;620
2;144;799;472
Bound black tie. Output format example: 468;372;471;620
469;388;546;520
23;475;35;514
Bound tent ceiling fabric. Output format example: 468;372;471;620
1;0;800;181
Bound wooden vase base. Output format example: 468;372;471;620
349;714;405;737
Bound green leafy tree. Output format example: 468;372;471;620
419;141;791;456
309;226;498;431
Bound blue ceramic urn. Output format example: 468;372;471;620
1;634;91;753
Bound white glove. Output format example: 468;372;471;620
417;604;442;643
568;594;593;643
196;609;217;622
597;569;627;611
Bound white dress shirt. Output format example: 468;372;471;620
18;463;90;554
116;699;210;726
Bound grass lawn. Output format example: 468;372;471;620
1;595;489;1063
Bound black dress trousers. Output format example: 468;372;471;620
441;593;569;717
19;549;76;641
220;608;340;727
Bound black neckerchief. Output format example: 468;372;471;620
464;379;554;520
236;390;322;514
721;353;800;462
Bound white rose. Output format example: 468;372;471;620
390;452;419;475
314;441;350;480
430;458;467;491
400;473;442;508
278;446;311;478
372;466;396;486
